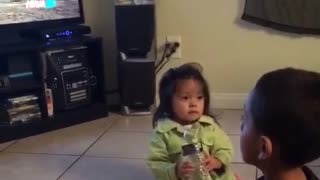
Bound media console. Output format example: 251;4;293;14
0;36;109;143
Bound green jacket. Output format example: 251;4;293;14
147;115;235;180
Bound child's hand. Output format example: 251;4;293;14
234;173;241;180
202;152;222;172
176;161;195;178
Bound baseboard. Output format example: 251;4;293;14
211;93;247;109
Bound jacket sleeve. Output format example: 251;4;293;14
146;131;178;180
210;124;234;170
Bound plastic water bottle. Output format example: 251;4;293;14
180;144;203;180
181;128;211;180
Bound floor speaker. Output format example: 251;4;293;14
115;4;155;115
118;58;155;115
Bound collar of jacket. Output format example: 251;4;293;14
155;115;215;133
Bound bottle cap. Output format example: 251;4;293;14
182;144;197;156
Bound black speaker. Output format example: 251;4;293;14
115;4;155;57
115;4;155;114
118;59;155;110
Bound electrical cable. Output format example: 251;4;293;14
156;42;180;74
155;43;169;69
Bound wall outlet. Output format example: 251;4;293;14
166;35;182;59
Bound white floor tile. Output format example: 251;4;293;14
309;166;320;178
231;163;257;180
0;109;250;179
0;141;16;151
60;156;154;180
308;158;320;166
109;115;153;132
5;117;116;155
229;135;243;163
0;153;77;180
85;132;151;159
257;168;263;179
218;110;242;135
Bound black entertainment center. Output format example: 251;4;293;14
0;0;109;142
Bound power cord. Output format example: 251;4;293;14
165;42;179;58
155;42;180;74
155;43;170;70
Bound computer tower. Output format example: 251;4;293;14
115;4;155;114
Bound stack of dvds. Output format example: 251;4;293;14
3;95;41;124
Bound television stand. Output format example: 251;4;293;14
0;36;109;143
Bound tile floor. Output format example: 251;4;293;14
0;110;319;180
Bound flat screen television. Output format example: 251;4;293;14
242;0;320;34
0;0;84;29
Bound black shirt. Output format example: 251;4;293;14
257;167;319;180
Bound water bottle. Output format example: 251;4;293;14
180;144;202;180
181;127;211;180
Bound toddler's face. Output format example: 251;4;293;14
172;79;204;123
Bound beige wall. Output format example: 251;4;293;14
156;0;320;108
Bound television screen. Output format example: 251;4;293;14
242;0;320;34
0;0;82;26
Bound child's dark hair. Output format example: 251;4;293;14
250;68;320;167
153;63;213;127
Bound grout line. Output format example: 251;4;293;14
57;155;255;164
107;130;152;134
1;140;19;153
0;115;122;154
104;116;124;129
83;155;147;160
3;151;80;157
56;118;119;180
